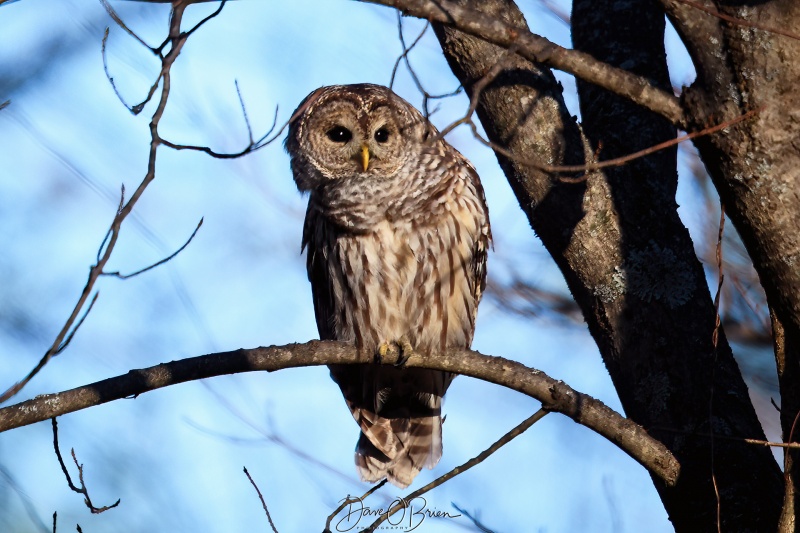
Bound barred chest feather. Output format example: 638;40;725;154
306;155;488;357
327;211;479;355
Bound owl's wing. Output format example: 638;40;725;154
459;155;492;313
302;197;337;340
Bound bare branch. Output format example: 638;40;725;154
0;341;680;487
158;104;284;158
0;1;216;404
0;100;9;111
101;218;203;279
235;80;254;145
362;0;685;125
181;0;228;41
55;293;99;355
243;467;279;533
99;0;156;52
390;13;429;90
363;410;547;531
52;418;121;514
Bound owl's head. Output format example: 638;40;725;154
286;84;432;191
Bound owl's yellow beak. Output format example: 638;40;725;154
360;144;370;172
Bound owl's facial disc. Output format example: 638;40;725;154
303;97;414;181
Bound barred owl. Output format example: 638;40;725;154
286;84;490;488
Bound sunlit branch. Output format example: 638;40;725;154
0;341;680;487
362;0;685;125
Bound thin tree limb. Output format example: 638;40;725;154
52;418;120;514
0;341;680;487
363;410;548;532
243;467;279;533
101;218;203;279
325;480;388;533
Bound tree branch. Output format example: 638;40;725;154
361;0;685;126
0;341;680;487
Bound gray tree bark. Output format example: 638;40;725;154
431;0;782;529
660;1;800;529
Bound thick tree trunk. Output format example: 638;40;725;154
570;1;783;529
432;0;782;529
661;0;800;528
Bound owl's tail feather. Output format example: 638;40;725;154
355;414;443;488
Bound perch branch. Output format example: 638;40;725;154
0;341;680;487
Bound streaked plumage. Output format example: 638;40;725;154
286;84;490;487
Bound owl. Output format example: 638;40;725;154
285;84;490;488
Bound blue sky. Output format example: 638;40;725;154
0;1;775;532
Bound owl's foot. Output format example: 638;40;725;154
394;336;414;367
376;337;415;367
376;342;390;364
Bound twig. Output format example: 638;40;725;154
556;108;761;179
363;410;548;531
673;0;800;42
181;0;228;41
710;202;725;533
101;27;133;111
55;293;99;355
101;218;203;279
52;418;120;514
652;426;800;449
0;100;9;111
235;81;254;145
0;341;680;486
158;104;284;158
437;43;521;139
52;511;56;533
325;479;388;533
390;11;462;118
99;0;155;51
460;107;761;180
390;13;430;89
450;503;496;533
243;467;279;533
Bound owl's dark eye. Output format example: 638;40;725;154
374;127;390;143
326;126;352;143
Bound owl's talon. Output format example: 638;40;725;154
376;342;390;364
394;337;415;367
